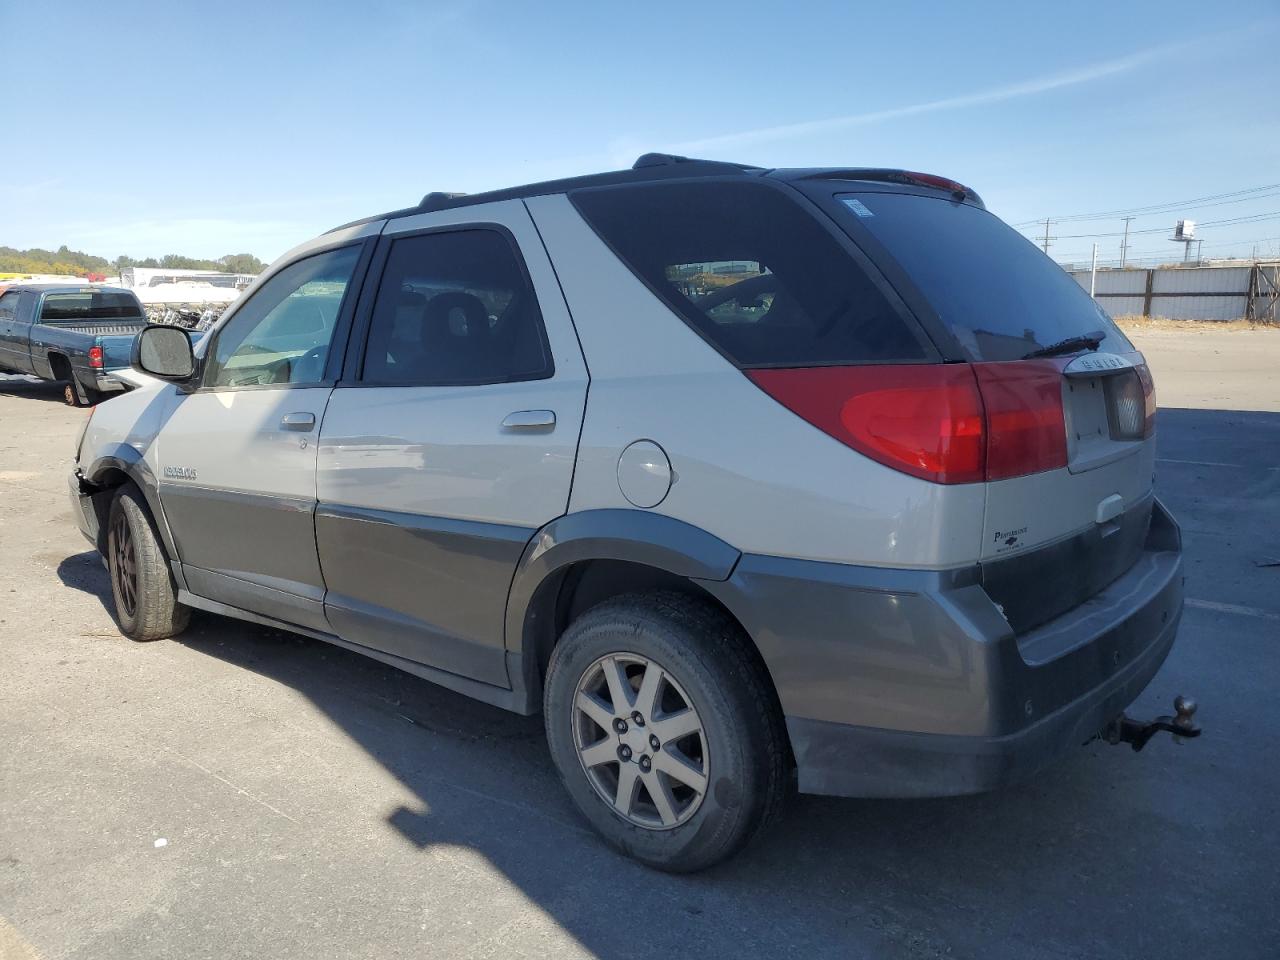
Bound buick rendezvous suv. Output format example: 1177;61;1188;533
70;154;1186;872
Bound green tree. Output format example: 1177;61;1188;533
217;253;266;274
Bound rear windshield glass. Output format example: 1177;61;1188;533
571;181;931;367
833;192;1131;362
40;291;143;322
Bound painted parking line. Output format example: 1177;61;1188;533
1157;457;1280;470
1186;599;1280;622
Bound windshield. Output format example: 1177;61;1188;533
40;291;144;322
833;192;1132;362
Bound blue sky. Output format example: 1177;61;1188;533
3;0;1278;267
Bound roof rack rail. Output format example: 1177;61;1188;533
420;191;468;211
633;152;760;171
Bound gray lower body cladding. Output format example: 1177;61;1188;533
705;500;1184;799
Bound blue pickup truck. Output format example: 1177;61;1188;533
0;284;147;405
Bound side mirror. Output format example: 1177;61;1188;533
133;324;195;381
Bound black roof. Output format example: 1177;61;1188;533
325;153;983;234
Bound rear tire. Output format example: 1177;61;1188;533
64;378;103;407
107;485;190;641
544;592;788;872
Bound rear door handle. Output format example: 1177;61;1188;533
501;409;556;431
281;412;316;431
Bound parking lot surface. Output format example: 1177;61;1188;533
1;329;1277;959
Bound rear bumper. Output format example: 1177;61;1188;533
705;499;1184;798
787;583;1180;797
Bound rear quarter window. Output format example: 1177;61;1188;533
570;180;934;368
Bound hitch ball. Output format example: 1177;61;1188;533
1172;696;1198;741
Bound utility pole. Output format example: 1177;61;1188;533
1196;239;1203;262
1119;217;1134;268
1090;244;1098;297
1041;218;1053;254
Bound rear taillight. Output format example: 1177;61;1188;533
88;345;104;369
1135;362;1156;437
972;360;1068;479
747;361;1069;485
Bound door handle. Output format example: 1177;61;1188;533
281;411;316;431
501;409;556;431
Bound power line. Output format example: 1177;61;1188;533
1027;210;1280;240
1010;181;1280;227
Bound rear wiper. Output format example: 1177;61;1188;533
1022;330;1105;360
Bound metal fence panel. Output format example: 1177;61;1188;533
1094;270;1149;294
1149;296;1249;320
1152;267;1251;293
1093;296;1147;318
1064;263;1273;321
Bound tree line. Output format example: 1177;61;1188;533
0;245;265;278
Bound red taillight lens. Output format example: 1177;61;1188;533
972;360;1068;479
901;171;971;196
748;361;1069;484
747;365;987;484
88;345;104;369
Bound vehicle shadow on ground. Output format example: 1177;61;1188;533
55;560;1236;959
0;375;69;404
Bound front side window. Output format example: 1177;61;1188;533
571;180;932;367
361;229;552;386
206;245;361;388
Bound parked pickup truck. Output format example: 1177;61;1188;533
0;284;147;405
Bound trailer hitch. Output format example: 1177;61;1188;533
1100;696;1201;752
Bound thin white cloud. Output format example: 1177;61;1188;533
663;43;1186;155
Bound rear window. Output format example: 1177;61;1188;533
571;180;932;367
834;192;1132;362
39;291;143;322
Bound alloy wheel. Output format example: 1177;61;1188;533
111;512;138;618
572;653;709;830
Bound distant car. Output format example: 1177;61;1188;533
0;283;147;405
70;154;1184;872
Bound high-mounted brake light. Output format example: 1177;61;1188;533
88;345;104;369
900;171;972;198
748;361;1070;485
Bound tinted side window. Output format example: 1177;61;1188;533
361;230;552;386
207;245;361;388
571;180;931;367
0;292;17;322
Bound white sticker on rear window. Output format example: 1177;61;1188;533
841;197;875;218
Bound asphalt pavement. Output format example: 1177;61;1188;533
1;328;1277;959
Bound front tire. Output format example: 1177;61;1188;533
544;593;788;872
107;486;190;641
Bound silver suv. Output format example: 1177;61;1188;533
70;154;1184;872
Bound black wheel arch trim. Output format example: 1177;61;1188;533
81;444;185;588
503;508;742;711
